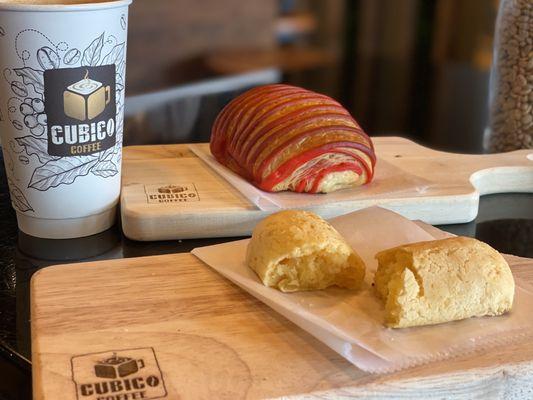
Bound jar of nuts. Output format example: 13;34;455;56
488;0;532;152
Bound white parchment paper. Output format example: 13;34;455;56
192;207;533;373
189;144;433;211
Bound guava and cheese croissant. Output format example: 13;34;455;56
210;84;376;193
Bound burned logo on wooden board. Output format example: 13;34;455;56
71;348;167;400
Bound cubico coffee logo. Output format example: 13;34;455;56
144;183;200;204
71;348;167;400
44;65;116;157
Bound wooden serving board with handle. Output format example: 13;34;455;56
121;136;533;241
31;224;533;400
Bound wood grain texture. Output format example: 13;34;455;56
31;225;533;399
121;137;533;241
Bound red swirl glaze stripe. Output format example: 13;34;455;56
210;84;376;193
247;112;356;175
254;124;368;179
259;141;374;191
235;94;330;158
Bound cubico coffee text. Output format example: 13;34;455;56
79;374;161;400
49;118;115;155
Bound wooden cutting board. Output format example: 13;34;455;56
121;137;533;240
31;224;533;400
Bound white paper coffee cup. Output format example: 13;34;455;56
0;0;132;238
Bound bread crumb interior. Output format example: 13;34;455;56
267;250;359;292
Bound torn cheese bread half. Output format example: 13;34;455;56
246;210;366;292
374;236;515;328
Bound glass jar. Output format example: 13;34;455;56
488;0;532;152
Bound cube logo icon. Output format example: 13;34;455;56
71;348;167;400
158;185;186;194
94;353;144;379
63;70;111;121
44;65;117;157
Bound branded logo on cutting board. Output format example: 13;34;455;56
144;183;200;204
44;65;116;157
71;348;167;400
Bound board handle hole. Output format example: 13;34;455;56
527;153;533;161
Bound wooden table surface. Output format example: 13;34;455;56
31;224;533;399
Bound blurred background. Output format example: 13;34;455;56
123;0;500;153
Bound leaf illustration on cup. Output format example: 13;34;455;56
118;60;126;77
91;160;119;178
28;156;99;191
64;48;81;65
9;139;22;155
101;42;125;66
105;34;118;47
116;104;124;129
0;26;5;37
99;143;117;162
120;15;127;30
13;67;44;94
15;136;58;164
8;179;34;212
82;32;105;66
37;46;60;70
